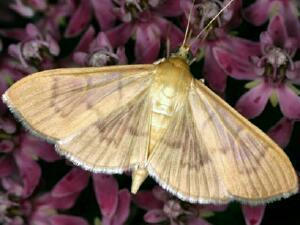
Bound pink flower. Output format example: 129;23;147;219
51;168;90;209
94;174;131;225
0;57;31;113
214;15;300;119
105;0;184;63
36;1;74;40
52;169;131;225
268;117;294;147
64;0;184;62
64;0;93;38
242;205;266;225
6;23;59;69
9;0;47;17
0;117;59;197
134;186;227;225
0;189;88;225
244;0;300;46
73;28;127;67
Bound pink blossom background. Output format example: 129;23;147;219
0;0;299;225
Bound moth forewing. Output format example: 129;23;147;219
3;65;154;141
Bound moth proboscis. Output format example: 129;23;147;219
2;0;298;205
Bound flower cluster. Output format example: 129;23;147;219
0;0;299;225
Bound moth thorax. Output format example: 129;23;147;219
168;57;190;71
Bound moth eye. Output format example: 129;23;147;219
185;50;194;63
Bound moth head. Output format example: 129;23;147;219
171;46;193;65
177;0;236;64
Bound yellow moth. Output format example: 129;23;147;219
2;0;298;205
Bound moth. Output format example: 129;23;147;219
2;1;298;205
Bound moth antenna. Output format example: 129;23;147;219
189;0;236;47
166;37;171;58
181;0;196;49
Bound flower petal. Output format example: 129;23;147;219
0;118;16;134
52;168;89;197
225;36;261;58
45;34;60;56
91;0;116;31
152;186;169;202
26;23;40;38
213;47;259;80
74;26;95;52
49;215;88;225
286;61;300;84
0;27;29;41
0;140;14;153
144;209;167;223
73;52;89;66
277;85;300;119
0;156;14;177
135;23;161;63
235;81;272;118
29;0;47;10
116;46;127;64
282;1;300;45
8;43;28;67
10;0;34;17
268;117;294;148
242;205;266;225
51;192;81;209
153;16;184;50
155;0;182;17
93;174;119;218
204;47;228;94
267;16;287;47
21;134;59;162
133;190;163;210
109;189;131;225
64;0;92;38
243;0;271;26
1;177;23;196
93;32;113;50
106;23;134;48
15;150;41;197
